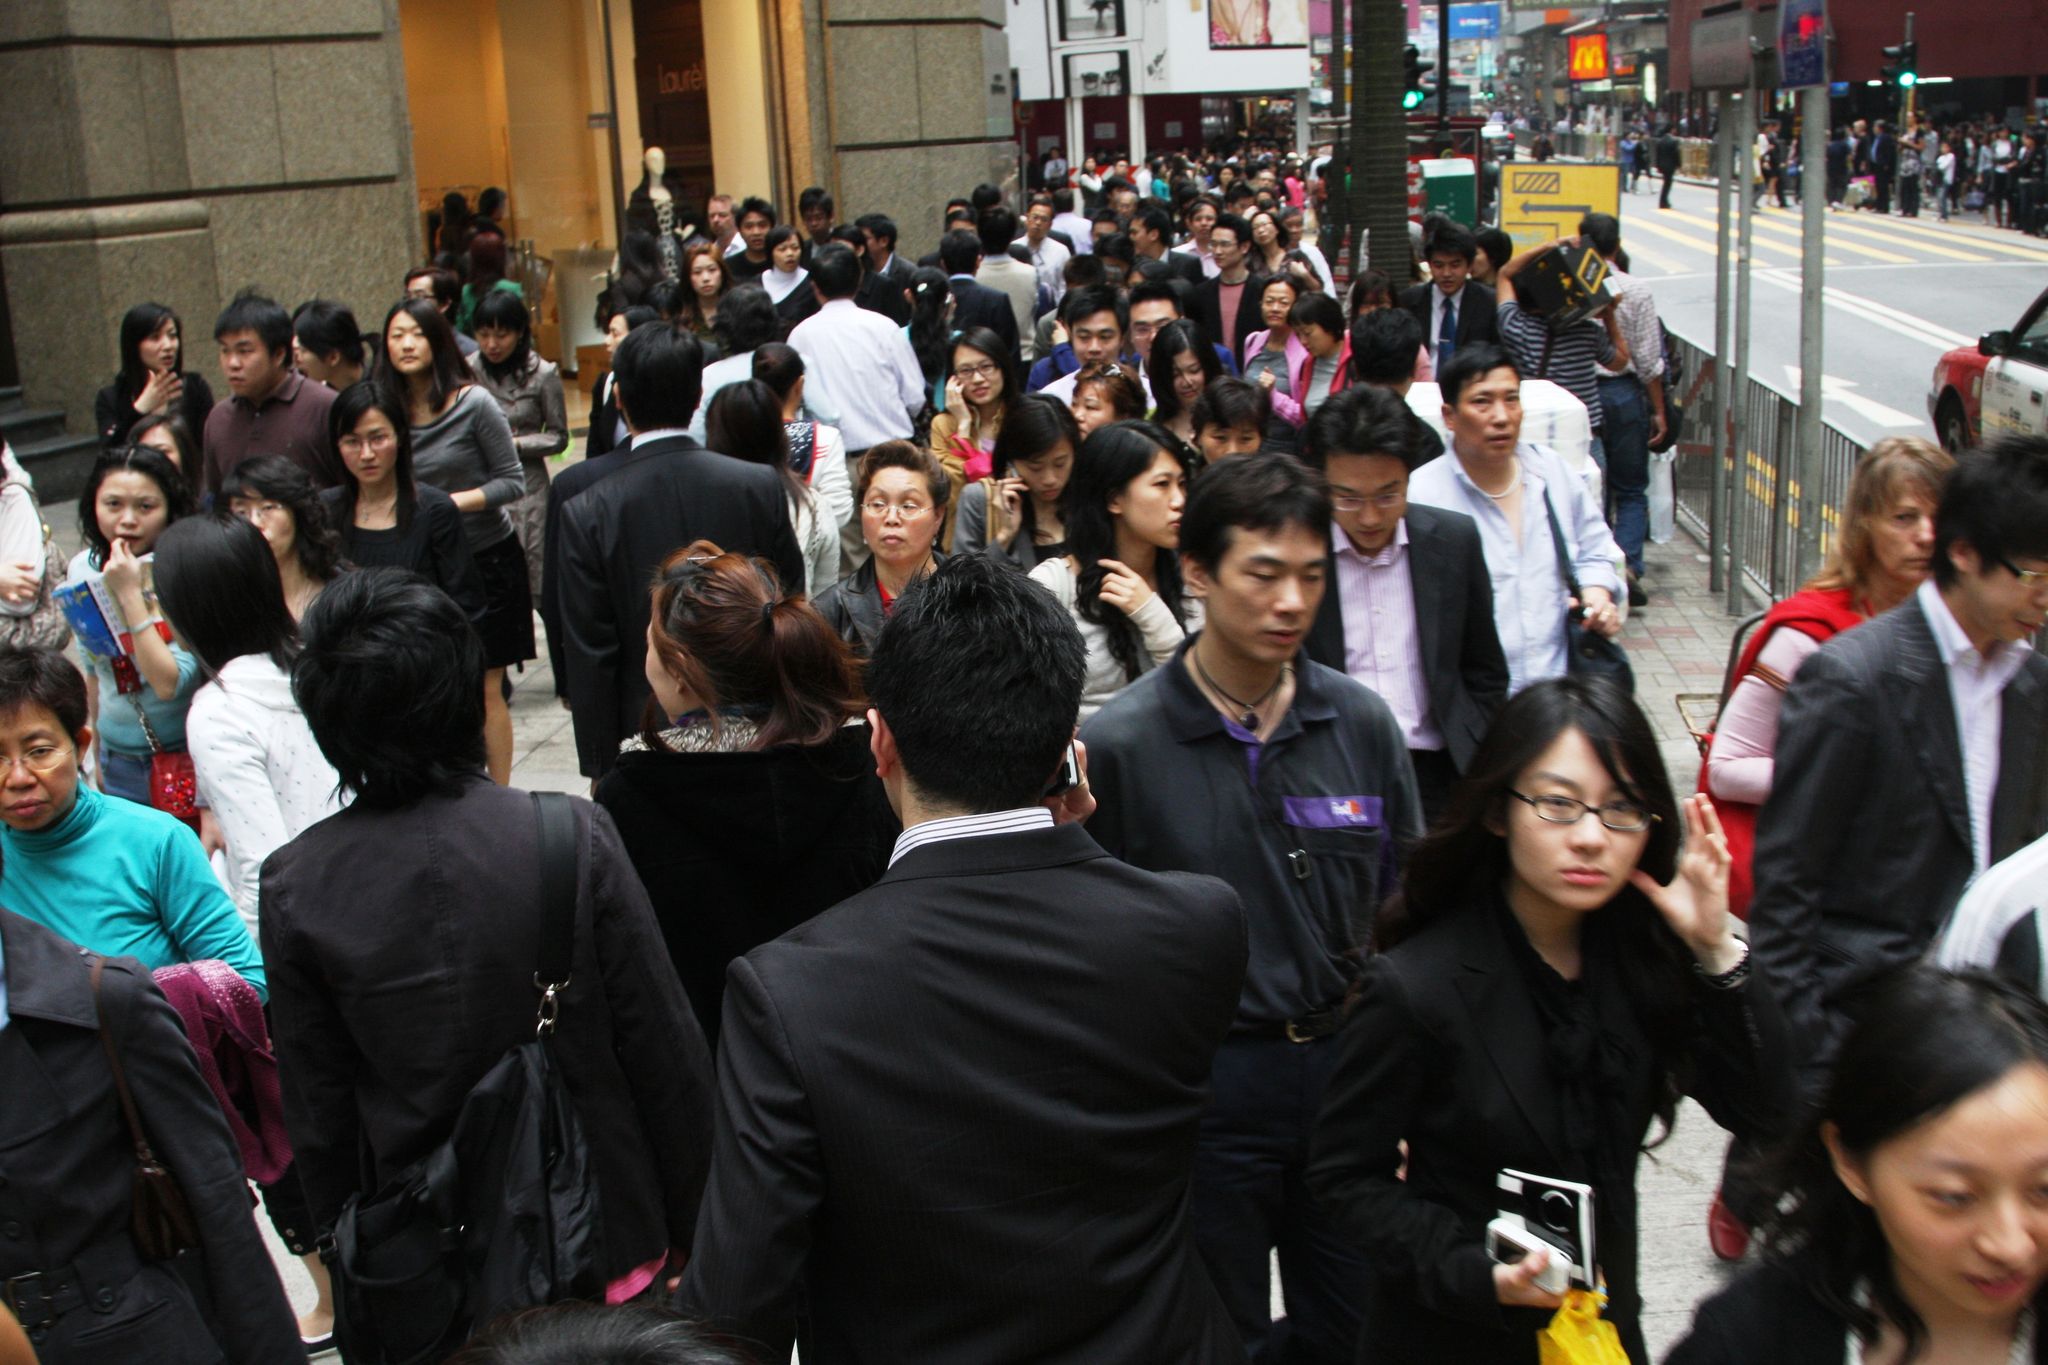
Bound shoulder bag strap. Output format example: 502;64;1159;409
1541;487;1584;604
530;792;578;1036
89;955;164;1168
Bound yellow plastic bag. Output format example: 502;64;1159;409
1538;1288;1629;1365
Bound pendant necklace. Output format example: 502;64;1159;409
1193;645;1288;731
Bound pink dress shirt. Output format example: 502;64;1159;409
1332;519;1442;751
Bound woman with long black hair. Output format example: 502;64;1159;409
376;297;527;783
1028;420;1197;721
1671;968;2048;1364
469;289;568;597
321;381;485;622
93;302;214;454
951;392;1076;571
1308;677;1790;1365
221;454;344;621
705;379;838;597
906;266;954;415
1146;318;1225;460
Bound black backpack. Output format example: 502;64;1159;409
322;793;606;1365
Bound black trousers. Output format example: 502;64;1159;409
1409;747;1459;830
1658;168;1676;208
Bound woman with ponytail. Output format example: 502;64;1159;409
595;540;897;1049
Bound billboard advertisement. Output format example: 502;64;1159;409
1211;0;1309;48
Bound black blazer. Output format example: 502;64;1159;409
94;372;216;454
1190;273;1266;361
946;277;1022;358
1143;248;1207;289
1308;905;1789;1365
678;822;1250;1364
1304;503;1509;773
0;910;304;1363
537;443;634;697
259;779;715;1280
857;254;915;326
555;433;805;775
586;372;623;458
812;554;944;659
1400;281;1500;358
1669;1259;2048;1363
1752;596;2048;1096
594;724;899;1050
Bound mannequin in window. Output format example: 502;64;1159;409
627;146;692;282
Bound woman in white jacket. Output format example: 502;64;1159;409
150;511;347;1351
151;515;346;930
1029;420;1200;721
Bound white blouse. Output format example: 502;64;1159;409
1029;555;1202;722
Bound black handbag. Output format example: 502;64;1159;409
1542;491;1635;694
324;792;606;1365
88;956;202;1261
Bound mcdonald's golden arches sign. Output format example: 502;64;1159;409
1568;33;1610;82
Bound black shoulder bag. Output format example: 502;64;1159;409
324;792;606;1365
1542;490;1635;694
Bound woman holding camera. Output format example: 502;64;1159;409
1308;677;1789;1364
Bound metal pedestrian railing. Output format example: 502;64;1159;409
1663;327;1871;606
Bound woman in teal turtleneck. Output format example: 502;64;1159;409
0;647;262;997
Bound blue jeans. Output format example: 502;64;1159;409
100;749;154;805
1191;1033;1367;1364
1597;374;1652;576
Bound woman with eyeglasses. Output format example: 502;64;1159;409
1029;420;1198;722
1308;677;1789;1365
222;454;343;622
930;327;1019;540
813;441;949;657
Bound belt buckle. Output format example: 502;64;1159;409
1284;1019;1313;1044
3;1272;49;1329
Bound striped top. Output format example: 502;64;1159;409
888;807;1055;867
1496;299;1615;427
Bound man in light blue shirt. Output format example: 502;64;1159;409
1406;343;1623;692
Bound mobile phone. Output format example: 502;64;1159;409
1043;741;1080;798
1485;1217;1571;1295
1496;1168;1597;1288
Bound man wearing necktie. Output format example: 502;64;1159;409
1398;223;1498;370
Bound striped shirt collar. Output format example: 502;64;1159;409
888;807;1055;867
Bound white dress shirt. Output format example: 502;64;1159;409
1016;233;1072;305
788;299;926;451
1331;519;1441;750
1407;442;1622;693
1052;212;1094;253
1918;578;2033;871
890;807;1054;866
1594;267;1665;383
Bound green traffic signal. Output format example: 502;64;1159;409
1898;70;1917;87
1403;89;1427;110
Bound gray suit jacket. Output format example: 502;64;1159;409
1304;503;1509;772
1751;595;2048;1093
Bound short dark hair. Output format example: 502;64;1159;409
1577;212;1622;257
938;230;983;276
1211;211;1253;248
1061;285;1126;333
329;381;422;533
1180;451;1331;573
612;321;706;431
1125;279;1183;315
647;279;686;321
1933;433;2048;587
1475;227;1514;270
1349;308;1426;386
1063;253;1106;289
404;266;462;310
153;514;299;674
294;568;485;807
0;647;89;737
77;444;195;566
977;207;1019;258
1287;291;1345;337
472;289;534;379
1424;223;1478;264
1303;384;1424;472
711;285;780;356
1093;233;1136;269
865;553;1085;813
1437;342;1520;407
861;214;899;251
1133;203;1176;242
797;186;832;216
1190;376;1271;437
736;196;776;227
212;289;292;355
808;243;863;300
971;182;1004;213
764;223;800;255
292;299;365;369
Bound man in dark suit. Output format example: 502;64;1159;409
1302;386;1507;821
1655;125;1682;208
1190;211;1265;361
936;229;1021;359
1753;435;2048;1101
854;212;915;324
680;554;1248;1364
1132;202;1206;287
1398;223;1498;372
555;322;804;776
1870;120;1898;214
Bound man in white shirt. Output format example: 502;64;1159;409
974;206;1040;362
707;194;740;257
789;244;928;564
1405;343;1622;693
1016;196;1072;318
1050;188;1094;255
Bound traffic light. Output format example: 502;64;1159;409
1880;39;1918;89
1402;44;1432;111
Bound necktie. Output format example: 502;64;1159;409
1439;297;1458;364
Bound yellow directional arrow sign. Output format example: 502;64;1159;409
1501;163;1623;256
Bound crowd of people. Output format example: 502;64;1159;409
1;158;2047;1365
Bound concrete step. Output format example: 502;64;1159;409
0;405;69;449
0;386;22;414
13;431;100;507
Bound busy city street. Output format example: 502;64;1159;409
5;0;2048;1360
